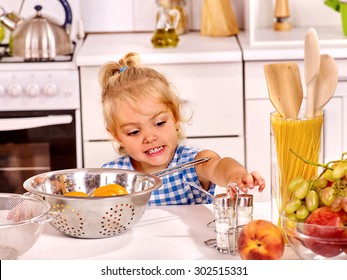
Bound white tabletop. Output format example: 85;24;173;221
18;203;299;260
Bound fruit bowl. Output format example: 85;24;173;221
282;214;347;260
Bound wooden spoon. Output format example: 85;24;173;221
313;54;338;117
304;28;320;118
264;62;303;119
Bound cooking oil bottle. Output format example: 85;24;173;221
169;0;189;35
151;0;180;48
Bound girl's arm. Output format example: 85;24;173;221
195;150;266;193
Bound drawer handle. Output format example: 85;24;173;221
0;115;73;131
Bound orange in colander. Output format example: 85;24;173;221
91;183;128;197
63;191;88;197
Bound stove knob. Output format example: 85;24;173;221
8;83;23;97
43;82;58;96
25;83;41;97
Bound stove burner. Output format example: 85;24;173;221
0;42;75;63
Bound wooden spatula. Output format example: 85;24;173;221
264;62;303;119
304;28;320;118
313;54;338;117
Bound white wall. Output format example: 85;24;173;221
80;0;245;33
1;0;341;40
0;0;245;38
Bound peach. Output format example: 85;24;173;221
237;219;285;260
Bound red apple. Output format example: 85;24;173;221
304;206;347;257
304;238;342;258
237;219;285;260
305;206;345;238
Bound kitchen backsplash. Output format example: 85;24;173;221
0;0;341;41
0;0;244;39
80;0;245;33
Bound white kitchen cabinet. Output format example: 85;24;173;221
83;141;117;168
84;137;245;169
80;62;244;168
154;63;243;138
77;33;244;170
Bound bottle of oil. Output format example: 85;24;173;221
0;24;5;43
169;0;189;35
151;0;180;48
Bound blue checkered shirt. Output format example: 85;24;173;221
102;145;215;205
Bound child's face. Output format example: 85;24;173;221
111;97;180;172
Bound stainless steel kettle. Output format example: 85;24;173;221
0;0;73;61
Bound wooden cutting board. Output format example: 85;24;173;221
200;0;239;36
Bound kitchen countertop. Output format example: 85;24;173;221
75;32;242;66
75;30;347;76
19;203;299;260
75;30;347;65
238;27;347;61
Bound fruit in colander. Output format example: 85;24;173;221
91;184;128;197
63;184;128;197
63;191;89;197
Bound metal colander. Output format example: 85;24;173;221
0;193;51;259
23;168;162;239
22;158;209;239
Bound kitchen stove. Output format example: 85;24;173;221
0;40;83;193
0;41;80;111
0;42;75;63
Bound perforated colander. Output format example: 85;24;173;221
0;193;51;259
22;169;160;239
22;158;209;239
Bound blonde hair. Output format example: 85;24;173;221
99;52;188;155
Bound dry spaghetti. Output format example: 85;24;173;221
270;112;323;227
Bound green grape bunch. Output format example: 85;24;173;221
284;151;347;222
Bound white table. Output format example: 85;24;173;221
19;203;299;260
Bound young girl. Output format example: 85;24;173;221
100;52;265;205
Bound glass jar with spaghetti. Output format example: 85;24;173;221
270;110;324;230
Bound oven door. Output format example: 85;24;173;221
0;110;80;194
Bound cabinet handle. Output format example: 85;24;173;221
338;77;347;82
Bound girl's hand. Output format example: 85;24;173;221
229;171;266;194
7;200;36;222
